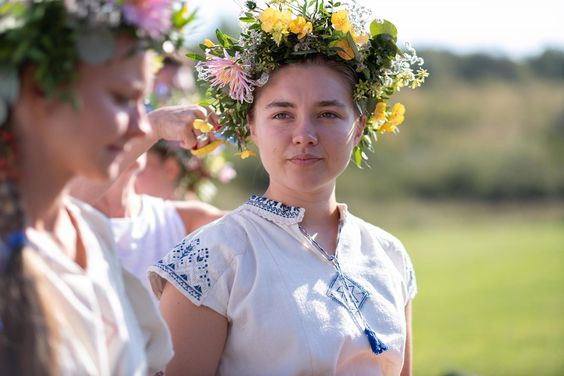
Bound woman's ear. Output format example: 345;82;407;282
354;115;367;146
12;67;51;127
248;116;257;141
163;156;181;182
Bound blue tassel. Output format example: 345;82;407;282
364;328;388;355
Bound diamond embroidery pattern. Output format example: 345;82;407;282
246;195;302;219
156;238;210;301
327;274;369;314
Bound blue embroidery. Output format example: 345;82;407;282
157;238;210;301
245;195;302;219
327;273;370;314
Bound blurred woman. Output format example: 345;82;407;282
0;1;207;374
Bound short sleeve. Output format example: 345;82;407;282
148;223;238;317
374;229;417;305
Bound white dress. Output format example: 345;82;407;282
110;194;186;294
27;197;173;376
149;195;416;376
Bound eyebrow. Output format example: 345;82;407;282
264;101;295;109
112;78;146;94
264;99;347;109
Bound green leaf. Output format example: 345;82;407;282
185;52;205;61
370;19;397;40
346;32;361;60
239;17;255;23
173;7;197;29
353;146;362;167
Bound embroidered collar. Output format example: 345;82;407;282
244;195;305;225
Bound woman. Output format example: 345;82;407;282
149;0;425;374
0;1;208;374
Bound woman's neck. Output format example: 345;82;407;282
93;173;141;218
19;157;70;232
264;183;341;254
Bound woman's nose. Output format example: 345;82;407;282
126;102;151;140
292;118;318;145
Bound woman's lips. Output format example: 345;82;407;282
288;154;322;166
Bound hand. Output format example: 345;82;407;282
147;104;219;150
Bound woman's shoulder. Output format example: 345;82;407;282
153;207;254;273
346;211;404;249
148;207;254;311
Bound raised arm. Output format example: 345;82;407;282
69;104;214;204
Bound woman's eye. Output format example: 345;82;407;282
272;112;292;120
319;112;340;119
113;93;137;108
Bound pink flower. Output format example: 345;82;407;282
196;52;256;103
122;0;172;38
218;164;237;183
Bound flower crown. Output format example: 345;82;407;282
190;0;427;167
0;0;196;126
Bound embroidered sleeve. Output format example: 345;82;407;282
148;232;234;316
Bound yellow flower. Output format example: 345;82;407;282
372;102;387;122
281;9;293;25
378;103;406;134
331;10;351;33
237;150;256;159
391;102;406;118
289;16;312;39
335;39;354;61
259;8;282;33
352;31;369;46
193;119;214;133
191;140;224;157
179;3;189;18
204;39;215;48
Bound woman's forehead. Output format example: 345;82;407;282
258;64;353;104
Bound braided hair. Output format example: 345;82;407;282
0;114;57;374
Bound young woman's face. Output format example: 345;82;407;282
36;37;152;182
134;150;178;199
250;63;364;197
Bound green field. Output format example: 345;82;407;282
392;208;564;375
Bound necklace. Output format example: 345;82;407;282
298;224;388;355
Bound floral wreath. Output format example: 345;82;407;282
190;0;427;167
0;0;196;126
0;0;195;263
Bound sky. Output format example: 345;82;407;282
185;0;564;59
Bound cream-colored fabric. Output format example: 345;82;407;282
149;195;416;376
27;197;172;375
110;195;186;295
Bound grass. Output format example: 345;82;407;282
399;218;564;375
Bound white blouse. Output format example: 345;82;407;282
27;197;173;376
110;194;186;294
149;195;416;376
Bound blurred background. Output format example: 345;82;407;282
180;1;564;374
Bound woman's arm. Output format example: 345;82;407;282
159;281;228;376
400;301;413;376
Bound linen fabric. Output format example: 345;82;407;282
110;194;186;293
149;195;416;376
27;197;173;376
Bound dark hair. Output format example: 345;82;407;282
248;54;362;122
0;117;57;374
